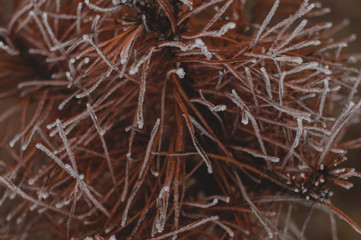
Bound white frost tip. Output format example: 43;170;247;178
9;192;16;200
64;164;72;171
120;57;127;65
269;156;280;162
82;34;90;41
30;203;37;211
228;22;236;29
65;71;73;82
137;120;144;129
212;105;226;112
324;66;332;75
219;22;236;36
38;191;49;200
179;0;193;9
175;68;185;79
241;112;249;125
9;138;17;148
28;178;35;185
129;68;136;75
195;39;204;46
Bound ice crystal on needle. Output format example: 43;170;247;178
1;0;361;239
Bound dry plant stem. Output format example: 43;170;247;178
1;0;361;239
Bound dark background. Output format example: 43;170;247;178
313;1;361;239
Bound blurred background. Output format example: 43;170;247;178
309;0;361;239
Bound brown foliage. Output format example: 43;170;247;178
1;0;361;239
